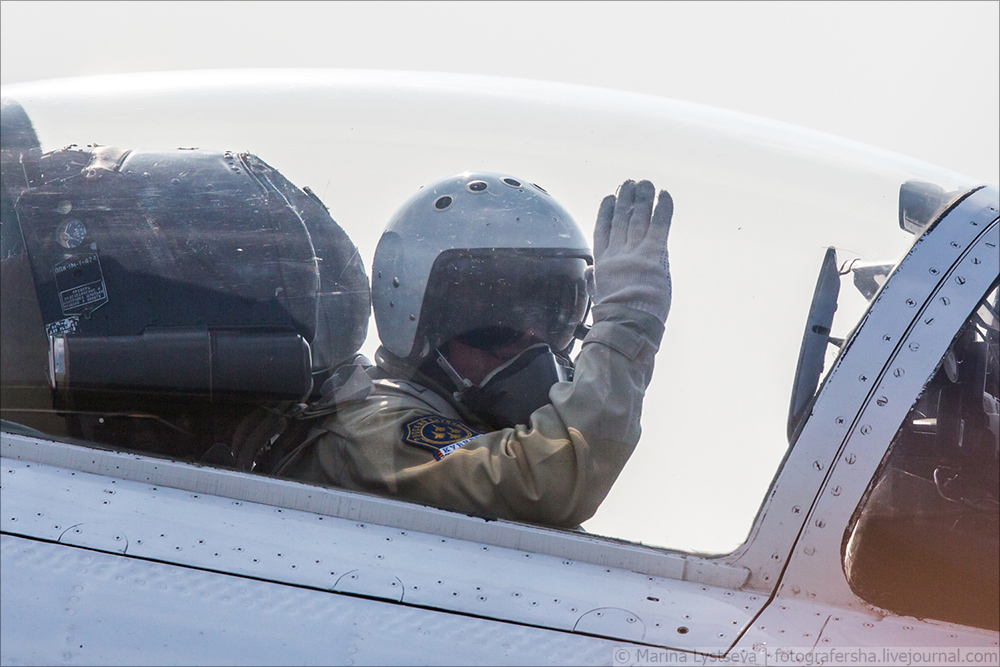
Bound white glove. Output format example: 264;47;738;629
592;179;673;323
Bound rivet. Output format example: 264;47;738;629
836;416;845;425
905;299;916;307
909;342;920;352
812;461;823;471
792;506;801;515
876;396;888;407
831;486;842;496
845;454;856;465
893;368;905;378
955;276;966;285
860;424;872;435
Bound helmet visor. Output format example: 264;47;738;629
420;251;590;354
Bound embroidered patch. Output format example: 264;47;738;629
402;415;479;460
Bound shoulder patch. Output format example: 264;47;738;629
402;415;479;460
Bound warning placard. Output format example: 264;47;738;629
54;253;109;315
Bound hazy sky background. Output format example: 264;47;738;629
2;1;998;185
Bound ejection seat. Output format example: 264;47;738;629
0;97;370;467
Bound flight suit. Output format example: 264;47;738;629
280;303;663;528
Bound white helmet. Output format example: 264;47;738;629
372;172;592;362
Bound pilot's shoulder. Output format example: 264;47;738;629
369;378;459;418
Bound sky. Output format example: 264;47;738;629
1;1;998;185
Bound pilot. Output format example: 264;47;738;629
274;173;673;528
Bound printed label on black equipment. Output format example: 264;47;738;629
54;252;109;315
45;316;80;337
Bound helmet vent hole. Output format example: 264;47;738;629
502;178;522;188
532;183;548;194
434;195;454;210
467;181;488;193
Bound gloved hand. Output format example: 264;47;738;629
592;179;673;323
